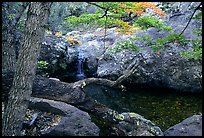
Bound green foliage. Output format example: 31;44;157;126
193;28;202;36
110;39;141;53
65;13;119;29
8;13;15;20
66;14;101;27
180;39;202;60
111;31;201;55
133;15;172;31
49;2;88;33
151;38;165;52
37;60;49;77
64;2;166;33
165;33;188;45
37;60;49;70
17;18;26;30
193;11;202;20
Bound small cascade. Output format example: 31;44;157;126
76;50;86;81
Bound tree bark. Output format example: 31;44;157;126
2;2;52;136
2;2;29;73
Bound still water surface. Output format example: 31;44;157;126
83;84;202;131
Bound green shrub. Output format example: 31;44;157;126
37;60;48;70
133;14;172;31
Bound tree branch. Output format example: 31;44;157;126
73;57;140;89
86;2;106;10
11;2;29;27
179;3;202;37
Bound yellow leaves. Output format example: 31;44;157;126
55;32;62;37
137;2;166;17
115;19;139;35
124;8;131;13
65;36;81;46
118;2;165;17
153;7;166;17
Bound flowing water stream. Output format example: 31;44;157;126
75;50;86;81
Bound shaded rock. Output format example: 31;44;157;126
29;97;100;136
111;112;163;136
81;33;96;42
84;55;98;77
39;33;78;80
164;115;202;136
65;31;82;37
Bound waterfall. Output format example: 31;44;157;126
76;50;86;81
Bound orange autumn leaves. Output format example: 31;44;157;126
115;2;165;35
119;2;165;17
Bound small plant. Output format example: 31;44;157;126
109;39;141;53
180;39;202;60
37;60;49;70
37;60;49;77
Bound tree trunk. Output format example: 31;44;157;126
2;2;29;73
2;2;52;136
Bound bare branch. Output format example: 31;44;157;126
86;2;106;10
179;3;202;37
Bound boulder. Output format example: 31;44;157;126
113;112;163;136
29;97;100;136
96;3;202;93
38;33;78;80
164;115;202;136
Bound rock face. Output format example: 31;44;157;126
95;2;202;93
164;115;202;136
29;97;100;136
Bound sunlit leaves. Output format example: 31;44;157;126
119;2;165;16
65;2;166;34
37;60;49;70
133;14;172;31
65;36;81;46
54;32;62;37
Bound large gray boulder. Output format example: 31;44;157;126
28;97;100;136
164;115;202;136
96;2;202;93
